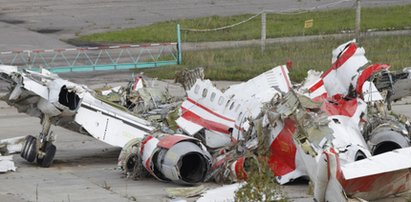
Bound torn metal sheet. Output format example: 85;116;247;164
96;75;178;123
170;40;411;201
165;185;207;198
0;65;154;167
0;136;25;155
0;155;16;173
2;40;411;202
197;183;245;202
174;67;204;90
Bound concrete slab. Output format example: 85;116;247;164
0;22;71;51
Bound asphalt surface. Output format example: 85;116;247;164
0;0;411;50
1;1;411;201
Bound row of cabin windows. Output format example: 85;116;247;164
194;85;241;114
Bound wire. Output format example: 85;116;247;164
181;0;355;32
181;11;264;32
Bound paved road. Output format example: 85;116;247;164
0;0;410;50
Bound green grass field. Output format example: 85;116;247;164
136;35;411;82
70;3;411;82
72;4;411;44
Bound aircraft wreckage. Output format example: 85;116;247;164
1;40;411;201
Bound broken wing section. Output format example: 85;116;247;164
75;93;154;147
340;147;411;200
0;65;154;148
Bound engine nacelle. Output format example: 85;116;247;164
365;117;410;155
118;133;211;185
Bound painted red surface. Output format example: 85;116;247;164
309;79;324;93
322;42;357;78
268;119;297;176
140;135;154;156
340;170;410;198
157;135;193;149
356;64;390;95
234;156;248;180
328;147;410;199
181;106;231;134
314;96;359;117
186;97;235;122
280;65;292;90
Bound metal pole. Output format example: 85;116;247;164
261;12;266;51
355;0;361;41
177;24;182;64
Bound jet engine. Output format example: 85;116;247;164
118;133;211;185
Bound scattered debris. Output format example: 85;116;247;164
197;183;245;202
174;67;205;90
0;136;25;173
0;136;25;155
0;155;16;173
0;65;153;168
2;40;411;201
165;185;207;198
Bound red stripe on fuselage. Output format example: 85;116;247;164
181;107;231;134
309;79;324;93
186;97;235;122
280;65;292;90
322;43;357;78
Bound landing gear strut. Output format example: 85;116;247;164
20;115;56;167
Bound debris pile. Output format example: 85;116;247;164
1;40;411;201
116;40;411;201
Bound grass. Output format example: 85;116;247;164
72;4;411;44
135;35;411;82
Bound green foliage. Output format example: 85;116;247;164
234;161;287;202
72;4;411;44
137;35;411;82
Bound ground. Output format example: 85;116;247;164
1;72;411;201
0;0;410;49
1;0;411;201
0;74;309;202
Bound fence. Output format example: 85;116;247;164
0;25;182;73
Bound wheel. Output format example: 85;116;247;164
20;136;30;158
21;135;34;158
37;142;56;167
21;135;37;162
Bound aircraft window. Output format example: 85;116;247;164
226;100;231;108
202;88;208;98
237;112;243;121
194;85;200;94
229;102;235;110
218;96;225;105
210;92;216;102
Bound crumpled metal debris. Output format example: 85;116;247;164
174;67;204;90
165;185;207;198
0;136;25;173
96;75;179;123
0;155;16;173
0;136;25;155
